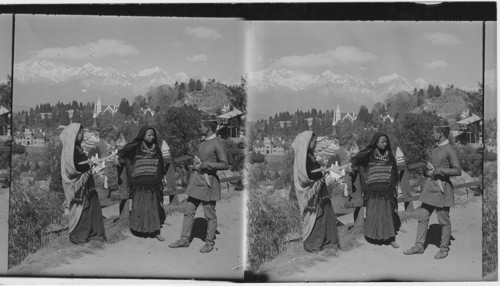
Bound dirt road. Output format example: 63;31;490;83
0;188;8;274
39;191;245;280
265;197;482;282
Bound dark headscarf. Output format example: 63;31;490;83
119;126;161;159
118;125;165;176
351;132;397;167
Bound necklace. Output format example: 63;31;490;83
142;141;155;153
374;148;389;160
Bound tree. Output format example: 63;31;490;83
0;75;12;110
370;108;380;124
465;82;483;117
178;82;187;101
195;79;203;91
71;100;79;110
297;118;309;133
188;78;196;92
146;85;178;112
227;76;247;112
59;110;70;126
357;105;371;124
434;85;442;98
133;95;147;107
118;98;131;116
427;85;435;98
372;102;386;114
386;91;417;117
416;88;425;106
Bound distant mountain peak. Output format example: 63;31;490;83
375;73;400;84
137;66;162;77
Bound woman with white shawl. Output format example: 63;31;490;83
292;131;340;252
60;123;105;244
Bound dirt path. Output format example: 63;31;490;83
265;197;482;282
40;192;244;280
0;188;8;274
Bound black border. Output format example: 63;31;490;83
0;2;497;21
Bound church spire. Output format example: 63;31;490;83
332;104;341;126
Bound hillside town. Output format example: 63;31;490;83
250;101;487;161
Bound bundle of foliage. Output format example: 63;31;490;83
156;105;203;159
392;111;442;164
8;178;64;268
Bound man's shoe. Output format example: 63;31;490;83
403;245;424;255
156;234;165;242
200;244;213;253
168;239;190;248
434;250;448;259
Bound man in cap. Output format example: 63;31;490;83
169;119;229;253
404;126;461;259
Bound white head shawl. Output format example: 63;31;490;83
59;123;85;233
291;131;327;242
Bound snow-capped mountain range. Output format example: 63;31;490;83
13;60;235;106
247;68;480;121
247;68;451;102
15;60;193;92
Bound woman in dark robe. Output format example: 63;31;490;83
117;126;166;241
60;123;105;244
292;131;340;252
348;132;400;248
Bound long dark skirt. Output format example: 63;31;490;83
303;199;340;252
129;184;165;235
364;192;400;241
70;190;105;244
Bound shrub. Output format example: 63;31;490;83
246;188;301;272
247;163;267;189
8;178;64;268
455;144;482;177
249;151;265;164
12;142;25;154
272;151;294;191
225;139;245;172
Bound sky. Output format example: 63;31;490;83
14;15;246;83
0;15;12;80
248;21;489;88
